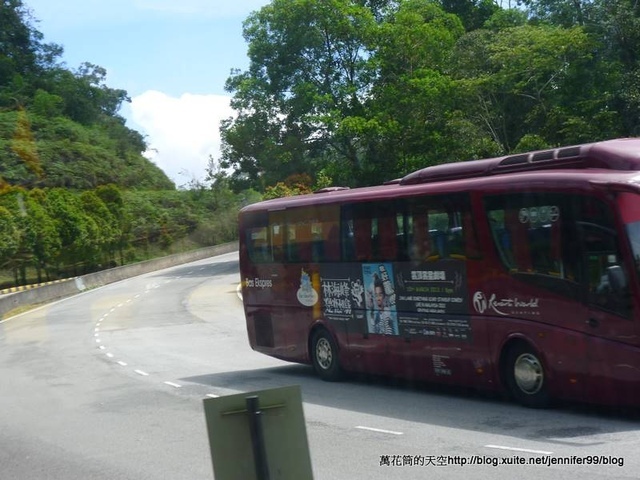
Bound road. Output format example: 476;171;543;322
0;251;638;479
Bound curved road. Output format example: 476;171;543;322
0;252;639;479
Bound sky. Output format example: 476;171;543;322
25;0;272;188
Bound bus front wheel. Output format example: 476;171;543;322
504;343;551;408
311;329;343;381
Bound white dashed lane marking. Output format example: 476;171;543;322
93;272;212;392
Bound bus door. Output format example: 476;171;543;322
582;193;639;404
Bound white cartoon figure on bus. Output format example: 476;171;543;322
351;278;364;308
364;263;399;335
297;269;318;307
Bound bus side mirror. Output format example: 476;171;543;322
607;265;627;293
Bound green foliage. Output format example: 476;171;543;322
221;0;378;190
0;205;19;268
440;0;499;31
0;2;173;191
6;0;640;285
263;173;314;199
220;0;640;192
0;0;245;287
0;183;247;285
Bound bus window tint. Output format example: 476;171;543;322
287;221;312;262
247;226;271;263
340;195;476;262
278;206;341;263
577;199;631;317
626;221;640;279
484;194;572;279
405;195;472;261
269;212;287;262
617;192;640;280
346;203;398;262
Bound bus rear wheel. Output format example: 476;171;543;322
504;343;550;408
311;329;343;381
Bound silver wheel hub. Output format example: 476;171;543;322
514;353;543;394
316;338;332;370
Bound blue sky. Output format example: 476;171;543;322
25;0;272;187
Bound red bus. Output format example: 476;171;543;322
238;138;640;408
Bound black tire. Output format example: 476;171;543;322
503;343;551;408
310;329;343;381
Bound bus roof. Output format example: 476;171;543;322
240;137;640;213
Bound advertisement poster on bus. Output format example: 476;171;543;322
362;263;399;335
395;260;471;341
319;260;470;341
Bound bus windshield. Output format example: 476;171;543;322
625;221;640;278
617;191;640;280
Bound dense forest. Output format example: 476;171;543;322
2;0;640;286
220;0;640;192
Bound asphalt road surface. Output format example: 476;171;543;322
1;251;639;479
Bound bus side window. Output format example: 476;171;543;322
406;196;475;261
271;223;285;262
341;218;355;261
373;212;397;261
485;194;575;280
488;211;514;268
354;216;373;261
427;210;447;258
396;211;411;261
288;221;312;263
247;227;272;263
323;222;340;262
411;210;430;260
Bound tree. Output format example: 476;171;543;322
589;0;640;136
0;205;19;269
440;0;500;30
221;0;378;191
0;0;63;107
44;188;93;274
24;189;61;282
80;190;119;267
517;0;593;27
338;0;469;180
451;22;606;151
46;63;130;125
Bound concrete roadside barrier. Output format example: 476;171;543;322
0;242;238;320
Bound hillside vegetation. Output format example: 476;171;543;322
0;0;252;287
3;0;640;286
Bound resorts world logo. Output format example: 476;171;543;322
473;291;540;316
473;291;488;314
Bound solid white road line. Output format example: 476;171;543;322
485;445;553;455
356;426;403;436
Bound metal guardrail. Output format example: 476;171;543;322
0;278;76;296
0;242;238;321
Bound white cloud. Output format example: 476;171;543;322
129;91;235;187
